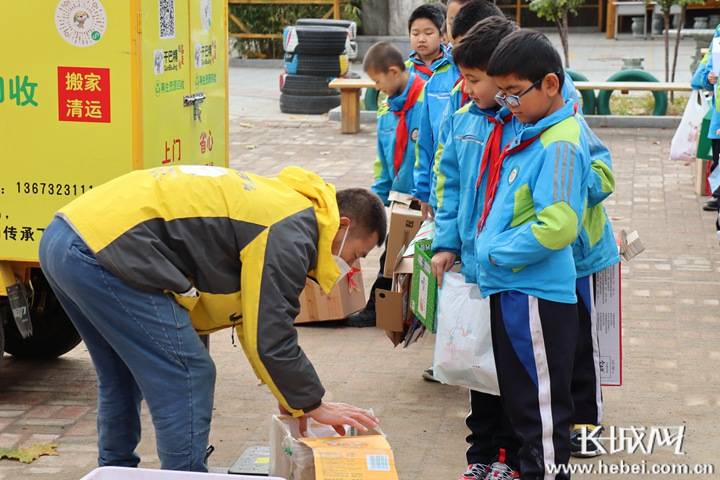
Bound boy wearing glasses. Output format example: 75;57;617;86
471;30;593;479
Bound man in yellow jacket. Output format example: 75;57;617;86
38;165;385;472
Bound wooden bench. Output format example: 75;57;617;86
328;79;693;134
328;78;375;133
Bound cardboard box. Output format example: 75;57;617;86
383;192;423;278
410;239;438;333
295;269;366;324
376;256;413;346
269;415;398;480
596;262;622;386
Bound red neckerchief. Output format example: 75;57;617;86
454;76;470;106
392;75;426;175
477;124;542;232
412;51;445;78
346;267;362;291
414;62;433;78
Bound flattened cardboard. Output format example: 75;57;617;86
596;262;622;386
295;270;366;324
410;239;437;332
383;194;423;278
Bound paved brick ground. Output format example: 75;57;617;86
1;120;719;479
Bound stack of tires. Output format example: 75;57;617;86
279;19;357;115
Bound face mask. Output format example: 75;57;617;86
333;226;351;285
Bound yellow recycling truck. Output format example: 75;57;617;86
0;0;228;365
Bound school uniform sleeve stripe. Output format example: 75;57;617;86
566;146;575;202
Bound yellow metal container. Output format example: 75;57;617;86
0;0;229;267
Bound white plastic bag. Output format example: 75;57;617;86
432;272;499;395
670;90;711;162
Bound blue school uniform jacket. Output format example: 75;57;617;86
474;101;592;304
431;102;514;283
405;44;453;81
372;73;425;205
413;48;461;204
573;114;620;278
432;74;603;283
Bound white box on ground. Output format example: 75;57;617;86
80;466;284;480
595;263;622;386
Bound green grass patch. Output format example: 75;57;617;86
608;92;689;116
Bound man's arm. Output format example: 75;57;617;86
239;208;324;417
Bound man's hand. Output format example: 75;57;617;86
279;402;379;437
420;201;434;221
431;251;456;288
709;72;717;85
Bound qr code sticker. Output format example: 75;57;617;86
366;454;390;472
159;0;176;39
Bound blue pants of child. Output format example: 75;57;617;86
39;217;216;471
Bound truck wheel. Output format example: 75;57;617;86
1;269;81;359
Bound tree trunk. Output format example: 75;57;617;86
556;10;570;68
671;6;687;102
563;10;570;67
388;0;424;35
360;0;389;35
664;12;671;82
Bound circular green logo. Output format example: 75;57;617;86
91;31;101;41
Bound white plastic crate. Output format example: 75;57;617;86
81;466;285;480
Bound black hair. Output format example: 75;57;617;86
408;3;446;34
451;0;504;40
336;188;387;247
487;30;565;90
452;16;517;71
363;41;406;74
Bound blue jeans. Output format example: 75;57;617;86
39;217;216;471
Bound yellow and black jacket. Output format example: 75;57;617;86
59;165;341;416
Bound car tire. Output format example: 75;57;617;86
283;26;348;56
284;53;349;77
281;74;338;96
280;93;341;114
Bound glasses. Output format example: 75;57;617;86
495;78;542;108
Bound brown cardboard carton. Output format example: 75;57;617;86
382;192;423;278
294;269;366;324
269;415;396;480
376;256;414;346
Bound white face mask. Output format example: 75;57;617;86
333;226;351;285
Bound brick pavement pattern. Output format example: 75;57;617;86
1;120;719;479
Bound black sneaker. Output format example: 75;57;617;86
422;367;440;383
703;199;720;211
570;424;605;458
345;309;376;328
